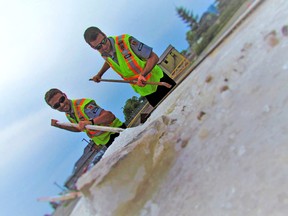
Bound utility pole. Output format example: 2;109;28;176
54;181;66;193
82;138;89;144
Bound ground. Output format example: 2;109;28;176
53;0;288;215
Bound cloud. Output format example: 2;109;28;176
0;107;55;169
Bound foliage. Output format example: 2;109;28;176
123;96;147;123
215;0;231;14
176;7;198;31
177;0;248;57
49;201;60;210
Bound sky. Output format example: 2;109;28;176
0;0;214;215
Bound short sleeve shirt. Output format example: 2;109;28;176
102;36;152;64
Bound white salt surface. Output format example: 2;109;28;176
71;0;288;215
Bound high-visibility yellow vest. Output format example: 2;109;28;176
106;34;164;96
65;99;123;145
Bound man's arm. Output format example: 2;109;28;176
78;110;116;131
137;51;159;86
128;36;159;87
91;110;116;125
51;119;81;132
92;62;111;82
75;101;116;131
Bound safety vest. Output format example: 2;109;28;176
105;34;164;96
65;99;123;145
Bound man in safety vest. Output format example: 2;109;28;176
83;26;176;107
44;88;125;148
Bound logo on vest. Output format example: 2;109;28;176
124;53;132;59
87;104;95;110
138;43;143;51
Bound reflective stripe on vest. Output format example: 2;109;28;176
107;34;151;81
105;34;163;96
116;35;151;81
66;99;123;145
73;99;104;137
65;99;103;137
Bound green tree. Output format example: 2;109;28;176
123;96;146;122
177;6;217;55
176;7;199;31
49;201;60;210
215;0;231;13
186;30;197;47
178;0;247;57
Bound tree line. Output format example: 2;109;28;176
177;0;248;58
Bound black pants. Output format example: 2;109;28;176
105;123;127;148
145;72;176;107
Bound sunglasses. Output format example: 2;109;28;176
94;37;108;50
52;95;65;109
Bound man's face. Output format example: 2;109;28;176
48;93;70;113
89;33;111;54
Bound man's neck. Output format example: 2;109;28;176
66;100;73;115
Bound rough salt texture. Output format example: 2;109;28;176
72;0;288;215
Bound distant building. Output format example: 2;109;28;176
64;140;102;190
158;45;190;80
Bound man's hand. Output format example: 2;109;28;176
50;119;82;132
51;119;59;127
78;120;92;131
137;74;147;87
92;74;102;83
